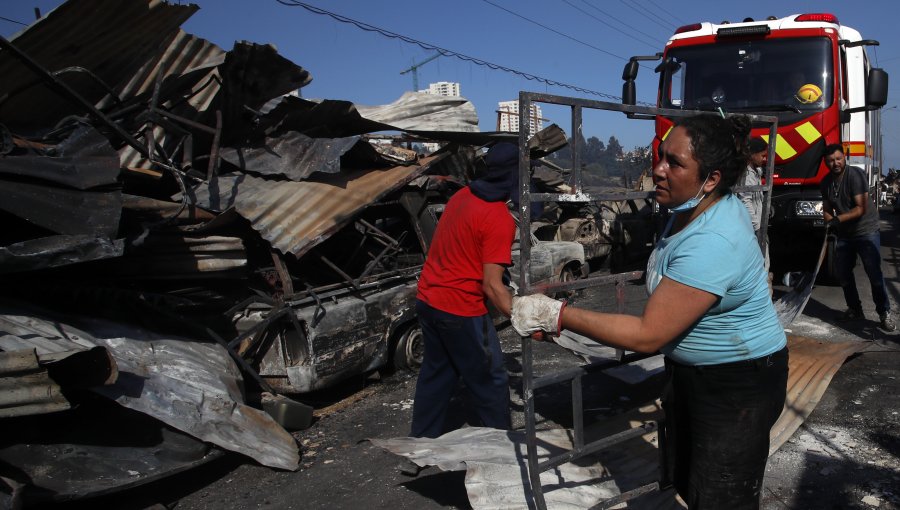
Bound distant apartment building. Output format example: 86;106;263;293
497;100;543;138
420;81;461;97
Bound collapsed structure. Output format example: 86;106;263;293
0;0;656;504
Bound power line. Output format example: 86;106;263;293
617;0;675;32
0;15;28;27
644;0;688;26
566;0;664;50
274;0;623;101
481;0;628;63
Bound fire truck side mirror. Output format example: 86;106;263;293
867;68;889;108
622;81;636;106
622;60;639;106
622;60;640;81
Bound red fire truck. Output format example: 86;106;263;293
622;13;889;275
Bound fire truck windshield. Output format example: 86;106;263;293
661;37;834;115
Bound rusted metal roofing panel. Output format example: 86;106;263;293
109;29;224;110
190;153;445;258
0;349;70;418
109;234;247;278
769;335;868;454
0;0;199;130
117;30;225;169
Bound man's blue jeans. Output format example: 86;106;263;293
835;232;890;315
410;300;511;438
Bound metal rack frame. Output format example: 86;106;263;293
514;91;778;509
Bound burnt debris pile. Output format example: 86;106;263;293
0;0;503;502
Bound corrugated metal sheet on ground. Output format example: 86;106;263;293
374;405;681;509
769;335;868;454
190;153;444;258
375;335;863;509
0;0;199;129
0;307;299;470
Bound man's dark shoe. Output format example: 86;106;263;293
398;459;422;477
837;308;864;322
879;313;896;332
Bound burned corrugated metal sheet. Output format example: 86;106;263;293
0;396;222;503
264;92;482;139
0;0;199;130
121;193;217;224
769;335;868;455
117;30;226;170
0;180;121;237
0;125;122;238
263;96;392;138
219;132;385;181
0;235;124;274
219;42;312;137
0;338;117;419
109;234;248;278
189;153;445;258
120;39;312;171
109;30;224;112
357;91;478;132
0;349;70;418
0;307;300;470
0;127;121;189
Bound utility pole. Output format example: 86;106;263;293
399;53;440;92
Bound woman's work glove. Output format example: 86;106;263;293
511;294;566;337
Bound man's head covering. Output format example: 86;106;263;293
470;142;517;202
749;137;767;154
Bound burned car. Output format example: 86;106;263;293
232;174;588;395
231;188;440;394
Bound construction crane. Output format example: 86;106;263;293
399;53;440;92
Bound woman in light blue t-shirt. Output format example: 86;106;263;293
512;114;788;509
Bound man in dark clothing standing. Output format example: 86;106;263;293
408;142;517;444
820;143;894;331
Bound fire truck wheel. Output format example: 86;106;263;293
392;323;423;371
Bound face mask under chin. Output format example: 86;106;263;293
669;175;710;213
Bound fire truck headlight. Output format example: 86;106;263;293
794;200;824;218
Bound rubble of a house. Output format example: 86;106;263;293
0;0;658;504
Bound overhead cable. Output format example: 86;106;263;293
274;0;623;101
617;0;675;32
481;0;628;62
644;0;688;26
0;15;28;27
563;0;663;50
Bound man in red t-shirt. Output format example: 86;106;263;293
409;142;517;441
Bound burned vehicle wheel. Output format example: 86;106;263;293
555;264;579;299
392;323;424;371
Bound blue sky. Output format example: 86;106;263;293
3;0;900;169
